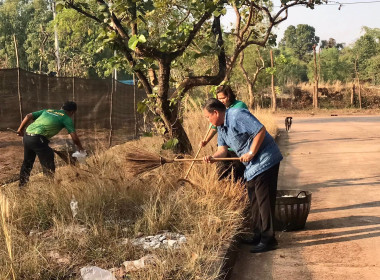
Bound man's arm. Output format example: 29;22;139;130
203;145;228;163
16;113;34;136
240;126;266;163
69;132;84;151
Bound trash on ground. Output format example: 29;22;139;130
80;266;116;280
124;231;187;249
123;254;158;272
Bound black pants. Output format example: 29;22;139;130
245;163;280;244
19;134;55;187
216;151;245;182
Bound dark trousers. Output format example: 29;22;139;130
216;151;245;182
19;134;55;187
245;163;280;244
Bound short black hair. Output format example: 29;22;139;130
62;101;77;112
216;85;236;103
203;98;226;113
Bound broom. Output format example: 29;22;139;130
124;148;240;176
183;125;212;179
7;128;77;165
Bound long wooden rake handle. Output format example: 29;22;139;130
184;126;212;179
172;158;240;162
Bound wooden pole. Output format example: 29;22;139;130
133;73;137;138
184;126;212;179
318;48;322;83
270;49;276;111
72;60;75;123
13;34;23;122
312;45;319;108
108;76;114;147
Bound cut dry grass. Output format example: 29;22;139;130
0;100;278;279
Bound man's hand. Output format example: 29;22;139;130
203;155;215;163
16;130;24;137
240;152;254;163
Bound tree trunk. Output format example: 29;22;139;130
270;50;276;111
312;45;318;108
248;83;255;110
157;58;192;154
13;34;23;122
351;83;355;106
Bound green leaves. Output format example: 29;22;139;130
128;34;146;50
137;101;147;114
162;138;179;150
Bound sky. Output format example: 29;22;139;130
221;0;380;47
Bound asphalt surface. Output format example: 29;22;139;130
229;115;380;280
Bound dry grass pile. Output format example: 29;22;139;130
0;100;278;279
0;136;246;279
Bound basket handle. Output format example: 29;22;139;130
296;191;307;198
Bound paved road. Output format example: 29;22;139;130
229;115;380;280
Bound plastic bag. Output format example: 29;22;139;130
80;266;115;280
72;150;87;163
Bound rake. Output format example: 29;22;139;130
124;148;240;176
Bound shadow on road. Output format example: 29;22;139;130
282;215;380;248
312;201;380;213
297;175;380;192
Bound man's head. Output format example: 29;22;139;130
62;101;77;116
203;98;226;126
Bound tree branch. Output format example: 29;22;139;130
171;16;226;102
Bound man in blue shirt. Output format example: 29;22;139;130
202;98;283;253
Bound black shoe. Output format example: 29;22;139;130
239;235;261;245
250;240;278;253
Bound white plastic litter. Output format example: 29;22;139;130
123;254;157;272
70;198;78;218
72;150;87;163
80;266;115;280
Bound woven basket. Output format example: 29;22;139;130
274;190;312;231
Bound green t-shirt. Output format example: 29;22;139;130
26;109;75;139
229;100;248;109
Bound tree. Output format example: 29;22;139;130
310;47;350;82
280;24;319;61
239;46;265;109
320;37;344;50
56;0;325;153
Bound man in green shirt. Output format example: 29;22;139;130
17;101;84;188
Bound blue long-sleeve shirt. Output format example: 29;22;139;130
217;108;283;181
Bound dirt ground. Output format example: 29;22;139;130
0;129;125;185
229;115;380;280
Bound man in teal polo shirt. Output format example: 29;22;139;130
16;101;84;188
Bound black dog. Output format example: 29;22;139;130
285;117;292;132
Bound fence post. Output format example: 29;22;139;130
13;34;23;122
108;76;114;147
133;73;137;138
